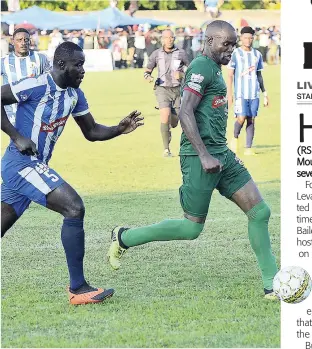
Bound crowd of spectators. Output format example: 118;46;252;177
1;24;281;68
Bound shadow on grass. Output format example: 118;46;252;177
253;144;280;149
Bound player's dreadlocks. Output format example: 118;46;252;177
53;42;83;66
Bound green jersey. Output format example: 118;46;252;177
180;54;228;155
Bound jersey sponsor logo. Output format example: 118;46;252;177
190;73;204;84
212;96;227;108
40;116;68;132
240;66;256;77
241;66;256;76
187;82;201;92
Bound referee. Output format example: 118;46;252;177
144;29;189;157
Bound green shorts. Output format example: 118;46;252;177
179;149;252;218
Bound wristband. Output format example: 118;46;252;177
144;71;151;79
263;91;268;97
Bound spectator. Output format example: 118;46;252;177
120;30;128;68
175;28;185;50
134;30;145;68
112;36;122;69
30;30;39;51
1;33;9;56
183;31;193;63
258;27;270;63
62;29;72;42
252;34;260;50
127;26;135;68
84;30;94;50
98;29;111;49
71;31;79;46
191;28;202;59
146;34;161;57
49;28;63;50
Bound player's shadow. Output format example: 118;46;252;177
253;145;280;149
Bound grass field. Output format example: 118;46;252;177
1;66;280;348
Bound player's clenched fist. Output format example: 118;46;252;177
200;154;222;174
117;110;144;134
14;135;39;157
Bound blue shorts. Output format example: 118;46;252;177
234;98;260;117
1;149;65;217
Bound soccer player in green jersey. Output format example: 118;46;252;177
107;20;278;300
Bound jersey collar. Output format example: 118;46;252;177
12;51;31;59
48;73;67;91
200;53;221;70
161;46;178;53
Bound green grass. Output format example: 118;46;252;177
1;66;281;348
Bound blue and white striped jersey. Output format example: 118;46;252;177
5;73;89;164
1;51;51;124
228;47;264;100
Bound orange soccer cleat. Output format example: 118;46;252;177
67;282;115;305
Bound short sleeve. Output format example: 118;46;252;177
183;61;213;97
10;77;37;102
72;88;89;117
257;53;264;71
227;52;237;70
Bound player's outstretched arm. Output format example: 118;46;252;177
1;84;39;156
179;90;221;174
74;110;144;142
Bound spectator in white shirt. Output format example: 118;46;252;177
134;30;145;68
258;27;270;63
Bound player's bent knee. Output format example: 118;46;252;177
65;199;85;219
247;201;271;222
181;218;204;240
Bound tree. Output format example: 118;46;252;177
158;0;177;11
222;0;245;10
261;0;281;10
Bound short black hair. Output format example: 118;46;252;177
240;26;255;35
13;28;30;38
53;42;83;65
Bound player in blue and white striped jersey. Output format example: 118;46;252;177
1;28;51;126
1;42;144;305
227;26;269;156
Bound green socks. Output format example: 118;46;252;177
160;123;170;150
120;200;277;291
246;201;278;290
121;218;204;248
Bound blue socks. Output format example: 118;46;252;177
61;218;85;290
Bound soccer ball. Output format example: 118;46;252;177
273;266;312;303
